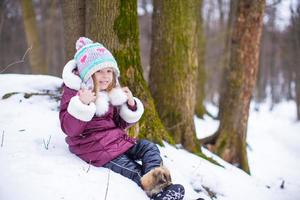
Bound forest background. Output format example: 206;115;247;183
1;0;299;174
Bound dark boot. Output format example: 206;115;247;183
152;184;185;200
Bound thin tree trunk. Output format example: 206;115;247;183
149;0;201;152
296;8;300;121
289;7;297;118
21;0;48;74
0;0;4;38
201;0;238;145
53;0;65;75
296;79;300;120
268;6;279;110
44;1;53;73
85;0;172;145
214;0;266;173
255;26;268;105
217;0;225;30
291;6;300;120
44;0;63;76
205;1;214;33
195;0;206;118
218;0;238;120
61;0;85;61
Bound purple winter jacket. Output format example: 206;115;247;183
59;60;144;167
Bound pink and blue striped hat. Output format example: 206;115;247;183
74;37;120;82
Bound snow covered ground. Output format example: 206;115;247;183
0;74;299;200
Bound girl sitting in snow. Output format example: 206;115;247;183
59;37;185;200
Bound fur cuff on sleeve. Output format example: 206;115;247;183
67;96;96;122
119;97;144;123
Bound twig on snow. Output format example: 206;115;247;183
104;169;111;200
280;180;285;189
43;135;51;150
1;131;4;147
86;160;92;173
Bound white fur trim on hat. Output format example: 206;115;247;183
119;97;144;123
95;92;110;116
67;96;96;121
62;60;82;91
109;88;128;106
82;61;119;83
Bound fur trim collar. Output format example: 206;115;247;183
95;88;128;116
62;60;128;116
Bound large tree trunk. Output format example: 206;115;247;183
21;0;48;74
149;0;201;152
214;0;265;173
85;0;172;145
195;0;206;118
61;0;85;61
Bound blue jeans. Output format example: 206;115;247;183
103;139;162;186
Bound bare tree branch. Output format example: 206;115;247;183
0;46;32;74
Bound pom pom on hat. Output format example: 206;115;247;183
76;37;93;51
74;37;120;82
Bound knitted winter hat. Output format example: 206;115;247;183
74;37;120;82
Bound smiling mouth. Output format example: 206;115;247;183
99;81;109;84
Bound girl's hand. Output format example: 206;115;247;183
122;87;135;106
78;88;96;105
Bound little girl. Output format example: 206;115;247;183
59;37;185;200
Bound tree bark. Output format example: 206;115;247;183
149;0;201;152
21;0;48;74
85;0;172;145
214;0;265;173
61;0;85;61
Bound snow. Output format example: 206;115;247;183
247;101;300;200
0;74;300;200
194;103;219;139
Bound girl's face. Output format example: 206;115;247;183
94;68;114;90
